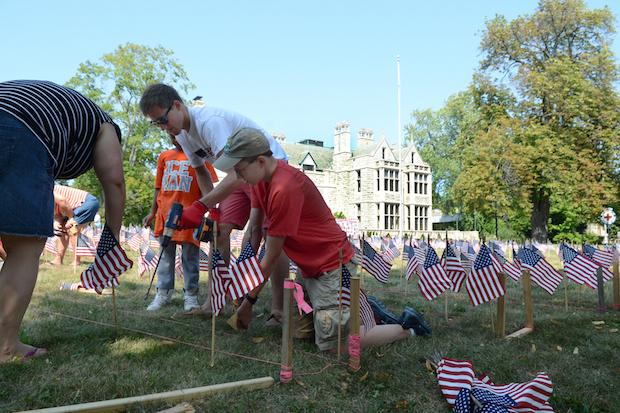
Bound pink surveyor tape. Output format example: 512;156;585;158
284;279;313;314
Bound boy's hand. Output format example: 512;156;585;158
235;299;254;330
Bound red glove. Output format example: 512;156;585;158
208;207;221;222
179;201;208;229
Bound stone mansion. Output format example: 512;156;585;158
274;121;433;235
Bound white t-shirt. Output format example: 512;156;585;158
175;106;287;169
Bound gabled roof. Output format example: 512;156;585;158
281;142;333;170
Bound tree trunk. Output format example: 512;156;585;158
530;193;550;242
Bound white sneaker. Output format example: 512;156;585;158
147;290;172;311
184;294;200;312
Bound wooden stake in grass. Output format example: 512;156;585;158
348;275;361;372
280;274;295;383
210;221;218;368
596;267;606;314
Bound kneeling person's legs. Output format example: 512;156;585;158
304;266;350;351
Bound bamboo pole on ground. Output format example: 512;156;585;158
16;377;275;413
279;274;295;383
495;272;506;338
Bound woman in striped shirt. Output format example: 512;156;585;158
0;80;126;363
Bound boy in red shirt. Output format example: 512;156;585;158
214;128;430;351
143;135;218;312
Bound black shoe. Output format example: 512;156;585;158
400;307;432;336
367;295;400;325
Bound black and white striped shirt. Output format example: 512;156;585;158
0;80;121;179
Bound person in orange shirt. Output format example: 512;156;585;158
143;135;218;311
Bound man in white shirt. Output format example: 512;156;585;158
140;83;288;323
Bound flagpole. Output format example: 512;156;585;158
397;55;404;242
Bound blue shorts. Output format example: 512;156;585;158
73;194;99;225
0;110;55;237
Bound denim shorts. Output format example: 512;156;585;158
73;194;99;224
0;110;55;237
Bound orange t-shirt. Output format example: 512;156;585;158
154;149;218;244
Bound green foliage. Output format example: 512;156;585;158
66;43;195;224
409;0;620;241
333;211;346;219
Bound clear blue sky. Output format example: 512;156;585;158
2;1;618;147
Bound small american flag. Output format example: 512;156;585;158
227;241;265;300
44;237;58;254
361;240;391;284
404;243;420;281
138;245;159;277
80;225;133;294
516;248;562;295
418;245;452;300
460;252;473;274
582;244;613;269
199;245;210;272
437;357;554;412
465;244;505;306
490;241;521;282
340;265;375;331
453;388;517;413
380;239;400;264
560;243;612;289
76;233;97;257
126;233;143;252
441;244;467;292
210;249;230;315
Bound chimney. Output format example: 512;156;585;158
357;128;374;148
334;121;351;154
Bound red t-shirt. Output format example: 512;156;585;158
251;160;353;278
154;149;218;244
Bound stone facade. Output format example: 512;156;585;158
280;121;433;236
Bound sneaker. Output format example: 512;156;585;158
367;296;400;325
147;290;173;311
400;307;432;336
183;294;200;312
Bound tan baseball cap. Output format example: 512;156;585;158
214;128;271;171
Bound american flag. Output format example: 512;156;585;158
126;233;143;252
404;243;420;281
453;388;517;413
412;242;427;269
418;246;452;300
560;243;611;289
437;358;554;412
525;243;544;258
230;230;244;250
582;244;613;269
80;225;133;294
465;244;505;306
360;240;391;284
465;242;477;261
460;252;473;274
44;237;58;254
380;239;400;264
490;241;521;282
138;245;159;277
76;233;97;257
516;248;562;295
199;246;210;272
210;249;231;315
227;241;265;300
340;264;375;331
289;260;299;276
441;244;467;292
258;242;266;261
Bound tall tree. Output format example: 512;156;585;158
478;0;620;241
66;43;195;225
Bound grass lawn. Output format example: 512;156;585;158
1;251;619;412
